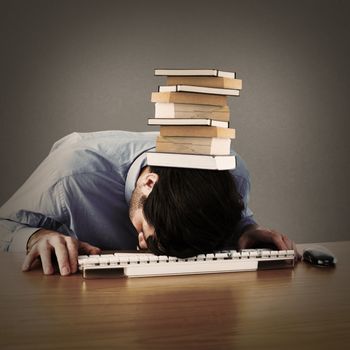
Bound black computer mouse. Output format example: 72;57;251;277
302;246;337;267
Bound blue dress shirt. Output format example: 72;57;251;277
0;130;256;252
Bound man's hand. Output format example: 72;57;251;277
22;229;101;276
238;225;301;260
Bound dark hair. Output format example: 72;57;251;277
143;166;244;258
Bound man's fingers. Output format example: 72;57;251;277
268;231;288;250
239;227;300;263
22;248;39;271
65;237;79;273
79;241;101;255
39;243;55;275
51;237;71;276
22;242;55;274
280;233;301;261
22;231;84;276
23;231;99;276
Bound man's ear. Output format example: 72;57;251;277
140;172;159;197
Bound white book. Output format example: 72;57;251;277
155;103;230;121
146;152;236;170
154;68;236;79
148;118;229;128
159;85;240;96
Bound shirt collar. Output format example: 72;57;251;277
125;151;149;204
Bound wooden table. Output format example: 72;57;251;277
1;242;349;350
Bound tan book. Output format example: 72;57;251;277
155;103;230;121
167;76;242;90
156;136;231;155
151;92;227;106
159;125;236;139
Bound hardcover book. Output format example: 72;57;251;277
159;125;236;138
148;118;229;128
156;136;231;155
154;68;236;79
154;103;230;121
146;152;236;170
151;92;227;106
166;76;242;90
159;85;240;96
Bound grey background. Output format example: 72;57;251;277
1;0;349;243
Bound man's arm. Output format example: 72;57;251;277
0;166;102;275
0;181;102;275
0;219;41;252
0;178;70;252
231;155;299;258
0;216;101;275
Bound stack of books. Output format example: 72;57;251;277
146;68;242;170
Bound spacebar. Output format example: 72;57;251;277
125;259;258;277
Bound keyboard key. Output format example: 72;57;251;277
232;251;241;259
214;252;230;260
206;253;215;260
158;255;168;262
241;251;250;258
286;250;295;257
261;251;271;258
248;251;258;258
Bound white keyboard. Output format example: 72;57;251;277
78;249;295;279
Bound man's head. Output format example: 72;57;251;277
129;166;244;258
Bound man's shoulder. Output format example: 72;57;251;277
46;130;158;178
50;130;158;153
229;150;250;183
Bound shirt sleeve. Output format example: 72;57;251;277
230;154;257;236
0;179;70;252
0;220;40;252
233;175;257;234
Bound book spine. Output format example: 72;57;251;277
155;142;231;156
159;126;236;138
166;77;242;89
151;92;228;106
146;152;236;170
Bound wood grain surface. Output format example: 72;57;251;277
0;242;349;350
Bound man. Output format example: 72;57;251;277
0;130;298;276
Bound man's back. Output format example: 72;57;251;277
0;131;158;251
